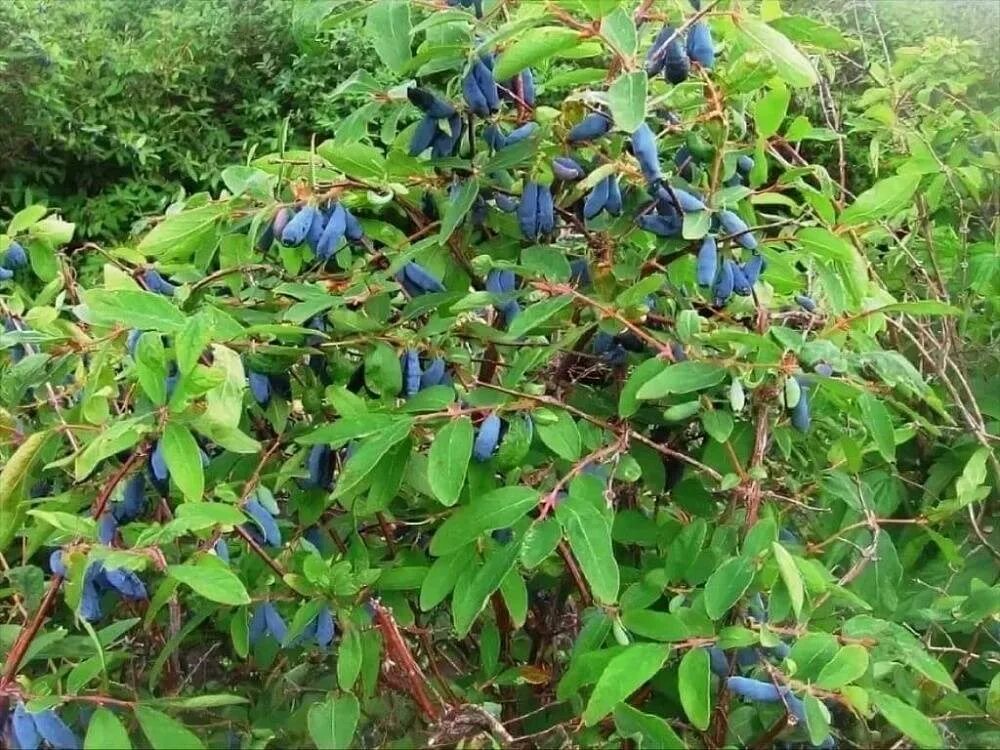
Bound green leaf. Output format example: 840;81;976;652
754;83;790;138
873;692;942;749
608;71;647;133
582;643;670;725
556;491;619;604
430;487;540;556
438;180;479;244
161;423;204;502
137;203;226;261
135;706;204;750
168;559;250;606
637;362;727;400
8;204;47;234
0;431;49;553
521;518;562;569
335;419;413;498
316;140;387;181
338;626;363;691
816;644;869;689
619;358;668;418
840;174;922;225
452;539;521;636
804;693;832;747
536;410;581;461
621;609;688;642
505;295;573;338
428;417;473;507
700;410;734;444
365;0;411;73
858;393;895;462
85;707;132;749
772;542;805;619
420;545;475;611
81;289;186;333
175;314;211;376
494;27;581;81
737;19;818;88
614;704;686;749
307;693;360;750
678;648;711;731
74;418;149;482
769;15;853;51
704;556;756;619
600;7;637;56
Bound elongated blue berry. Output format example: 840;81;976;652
98;512;117;545
410;115;439;156
732;262;752;296
605;176;623;216
737;155;755;175
686;22;715;68
706;647;729;676
407;88;456;119
400;262;446;295
401;349;421;397
815;362;833;377
343;207;364;242
420;357;448;389
727;676;784;702
32;709;80;750
316;203;347;260
795;294;817;312
520;69;535;106
50;549;66;576
281;205;317;246
315;606;336;648
142;268;177;296
473;60;499;113
552;156;585;181
484;123;505;151
3;241;28;269
663;29;690;84
104;567;147;600
790;380;811;433
660;185;706;212
742;254;765;287
714;260;735;305
567;112;611;143
263;601;287;642
306;208;327;252
305;444;334;490
518;182;539;240
494;193;517;212
536;183;555;235
646;26;675;76
248;371;271;405
245;497;282;547
631;123;662;185
473;413;501;462
150;440;169;483
462;66;490;116
638;214;681;237
583;178;610;220
718;209;758;250
249;604;267;645
569;259;591;287
696;236;718;286
12;702;41;750
432;113;464;158
504;122;538;147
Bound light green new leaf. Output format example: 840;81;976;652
637;362;727;400
840;174;921;225
307;693;360;750
0;431;50;553
365;0;411;73
84;708;132;750
81;289;186;333
614;704;687;749
494;27;580;80
858;393;895;462
161;422;204;502
135;706;204;750
556;493;619;604
608;71;647;133
754;83;790;138
738;19;818;88
168;559;250;606
428;417;473;507
438;180;479;243
772;542;805;619
137;203;226;261
817;644;869;689
583;643;670;725
704;556;756;619
873;692;942;749
678;648;711;730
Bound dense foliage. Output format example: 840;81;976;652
0;0;389;241
1;1;998;749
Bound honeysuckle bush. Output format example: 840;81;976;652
1;1;998;748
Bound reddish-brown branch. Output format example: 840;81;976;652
557;542;592;607
371;599;441;721
1;575;62;685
